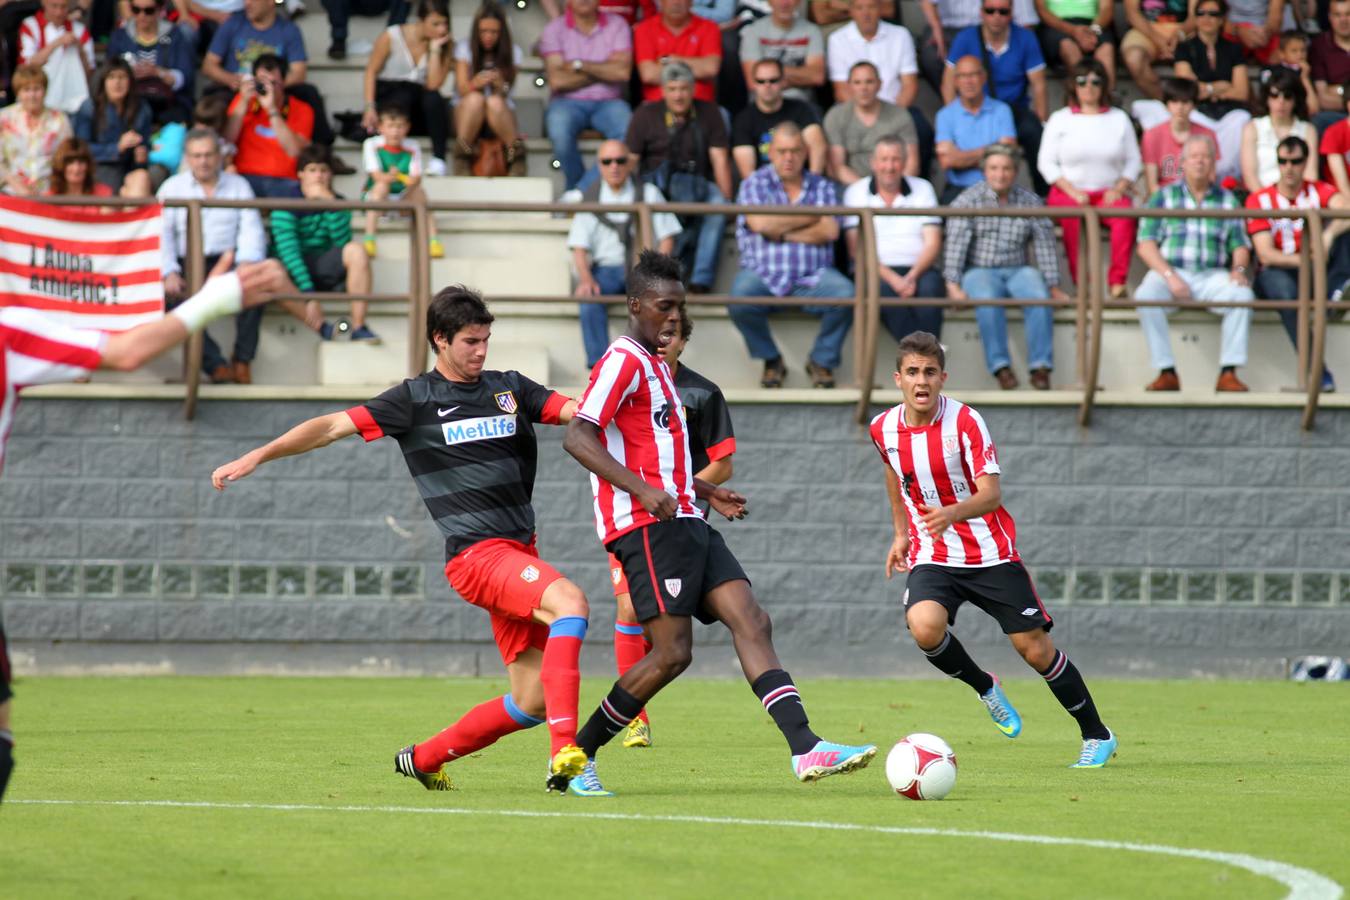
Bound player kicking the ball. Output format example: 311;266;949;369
872;331;1117;768
562;250;875;795
212;287;592;794
608;307;737;750
0;260;294;804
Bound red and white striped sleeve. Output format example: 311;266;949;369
959;406;1001;480
0;307;104;386
16;17;40;64
576;347;640;428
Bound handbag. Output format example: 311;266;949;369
472;137;508;177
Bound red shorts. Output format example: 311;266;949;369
446;538;565;665
608;552;630;598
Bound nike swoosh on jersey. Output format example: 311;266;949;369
437;406;460;417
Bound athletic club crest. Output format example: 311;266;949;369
494;391;518;414
942;435;960;455
521;565;540;583
664;578;682;598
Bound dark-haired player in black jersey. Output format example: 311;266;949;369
211;286;594;795
607;308;737;749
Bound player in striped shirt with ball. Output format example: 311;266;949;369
871;330;1118;768
563;250;876;791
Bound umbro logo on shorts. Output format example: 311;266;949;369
521;566;540;583
1021;607;1038;616
664;578;682;598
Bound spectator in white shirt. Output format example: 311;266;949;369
568;139;682;367
843;136;945;341
1037;59;1142;296
828;0;934;176
158;128;268;384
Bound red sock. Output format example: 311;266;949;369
540;616;587;754
614;621;651;725
413;694;535;772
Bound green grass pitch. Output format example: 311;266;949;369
4;676;1347;899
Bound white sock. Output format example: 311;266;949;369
169;273;244;333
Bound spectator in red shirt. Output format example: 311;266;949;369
634;0;723;102
223;54;313;198
1246;133;1348;392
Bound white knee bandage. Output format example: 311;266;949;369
169;272;244;333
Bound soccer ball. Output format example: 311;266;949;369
885;733;958;800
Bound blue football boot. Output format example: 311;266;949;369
1070;729;1119;768
979;674;1022;738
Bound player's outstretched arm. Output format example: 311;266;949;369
100;261;293;372
883;469;910;578
918;473;1002;538
692;477;747;521
563;418;678;519
211;412;359;490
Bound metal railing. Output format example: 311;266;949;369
26;193;1340;430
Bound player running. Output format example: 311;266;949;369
562;250;876;795
872;331;1117;768
211;286;593;794
608;308;737;750
0;260;294;804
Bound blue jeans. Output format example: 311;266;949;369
581;264;626;367
1253;264;1333;382
962;266;1054;373
728;267;855;369
672;181;726;288
880;267;945;343
546;98;632;190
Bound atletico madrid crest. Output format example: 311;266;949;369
664;578;682;598
495;391;518;413
521;565;540;583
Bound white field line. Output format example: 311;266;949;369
12;798;1343;900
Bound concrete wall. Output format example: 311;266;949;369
4;398;1349;678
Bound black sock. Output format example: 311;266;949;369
1162;366;1177;375
0;730;12;804
575;683;644;759
922;633;994;695
750;669;819;755
1221;365;1236;375
1040;650;1110;741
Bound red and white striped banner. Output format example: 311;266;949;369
0;195;164;332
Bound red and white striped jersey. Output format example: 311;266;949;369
870;395;1018;569
575;335;700;544
0;307;104;473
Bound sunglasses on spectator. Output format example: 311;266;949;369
1268;89;1291;99
1195;8;1223;16
598;157;626;166
755;77;782;85
982;6;1011;14
131;4;157;12
1076;75;1104;86
1277;156;1307;166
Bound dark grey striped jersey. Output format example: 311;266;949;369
346;369;568;561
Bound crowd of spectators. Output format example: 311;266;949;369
1;0;1348;392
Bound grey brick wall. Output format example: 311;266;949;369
4;399;1350;677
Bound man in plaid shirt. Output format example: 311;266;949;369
944;144;1068;390
1136;134;1254;392
729;122;855;389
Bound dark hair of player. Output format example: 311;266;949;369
252;53;289;78
377;102;412;122
1277;134;1310;160
627;249;685;300
426;285;495;348
896;331;945;371
678;307;693;341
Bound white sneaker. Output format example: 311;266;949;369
425;157;447;177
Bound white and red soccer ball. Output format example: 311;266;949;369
885;733;958;800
